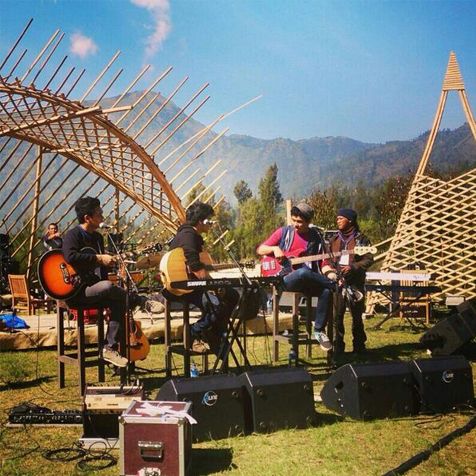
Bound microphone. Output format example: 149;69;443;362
99;222;113;230
203;219;217;225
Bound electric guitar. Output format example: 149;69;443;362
260;246;377;277
159;247;255;296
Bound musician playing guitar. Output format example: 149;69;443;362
162;201;239;356
323;208;374;355
257;202;337;351
62;197;129;368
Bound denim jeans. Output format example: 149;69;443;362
283;267;335;331
67;280;128;349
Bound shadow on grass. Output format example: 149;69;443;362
191;447;234;475
317;411;344;425
0;376;53;392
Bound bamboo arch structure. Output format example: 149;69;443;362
0;20;238;280
370;51;476;307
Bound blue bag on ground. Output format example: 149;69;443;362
0;313;30;329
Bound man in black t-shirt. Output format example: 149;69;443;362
63;197;128;367
162;202;239;356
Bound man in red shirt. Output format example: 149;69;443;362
257;202;336;351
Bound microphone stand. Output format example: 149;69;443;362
104;228;139;384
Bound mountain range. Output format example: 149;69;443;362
2;91;476;205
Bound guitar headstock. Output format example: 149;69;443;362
354;246;377;255
244;260;256;269
139;242;163;254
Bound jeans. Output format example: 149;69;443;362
283;267;335;331
67;280;128;349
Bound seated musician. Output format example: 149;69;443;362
62;197;129;368
256;202;336;351
324;208;374;354
162;201;239;356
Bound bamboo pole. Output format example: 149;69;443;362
27;146;42;279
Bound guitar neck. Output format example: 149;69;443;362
289;250;350;266
207;263;241;271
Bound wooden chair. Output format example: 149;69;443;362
398;270;432;325
8;274;54;315
272;289;315;364
163;298;212;378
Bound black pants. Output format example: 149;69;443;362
67;280;127;349
333;288;367;352
163;286;239;337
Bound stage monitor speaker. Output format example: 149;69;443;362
457;298;476;335
320;361;416;420
239;367;317;433
156;374;246;442
410;356;474;413
420;313;476;356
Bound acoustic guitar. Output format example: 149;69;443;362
260;246;377;277
38;248;150;361
159;247;254;296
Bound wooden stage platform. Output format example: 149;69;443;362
0;308;293;351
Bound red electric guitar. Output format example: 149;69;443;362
260;246;377;277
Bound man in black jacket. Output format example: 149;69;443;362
323;208;374;354
162;201;239;355
63;197;128;367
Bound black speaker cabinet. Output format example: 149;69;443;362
411;356;474;413
239;367;317;433
457;299;476;335
156;374;246;442
320;361;416;420
420;314;475;356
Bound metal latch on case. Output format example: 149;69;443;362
138;441;164;460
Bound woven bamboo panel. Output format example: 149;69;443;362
369;52;476;310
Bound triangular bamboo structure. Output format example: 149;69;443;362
373;52;476;304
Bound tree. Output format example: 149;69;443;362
258;163;283;236
233;180;252;204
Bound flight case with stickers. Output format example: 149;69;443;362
119;400;193;476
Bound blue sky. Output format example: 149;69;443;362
1;0;476;143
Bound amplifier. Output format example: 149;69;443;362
83;385;144;440
84;385;144;412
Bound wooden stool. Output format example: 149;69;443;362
163;299;211;378
57;302;105;395
272;289;314;364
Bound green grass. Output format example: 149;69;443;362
0;318;475;476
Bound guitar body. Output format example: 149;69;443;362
38;249;83;299
124;320;150;361
159;248;248;296
260;248;307;277
159;248;194;296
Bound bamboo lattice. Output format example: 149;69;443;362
369;51;476;308
0;19;234;278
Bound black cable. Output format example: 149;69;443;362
382;413;476;476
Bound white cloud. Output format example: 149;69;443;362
131;0;171;58
70;32;98;59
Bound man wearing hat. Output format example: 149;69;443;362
323;208;374;354
257;202;336;351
